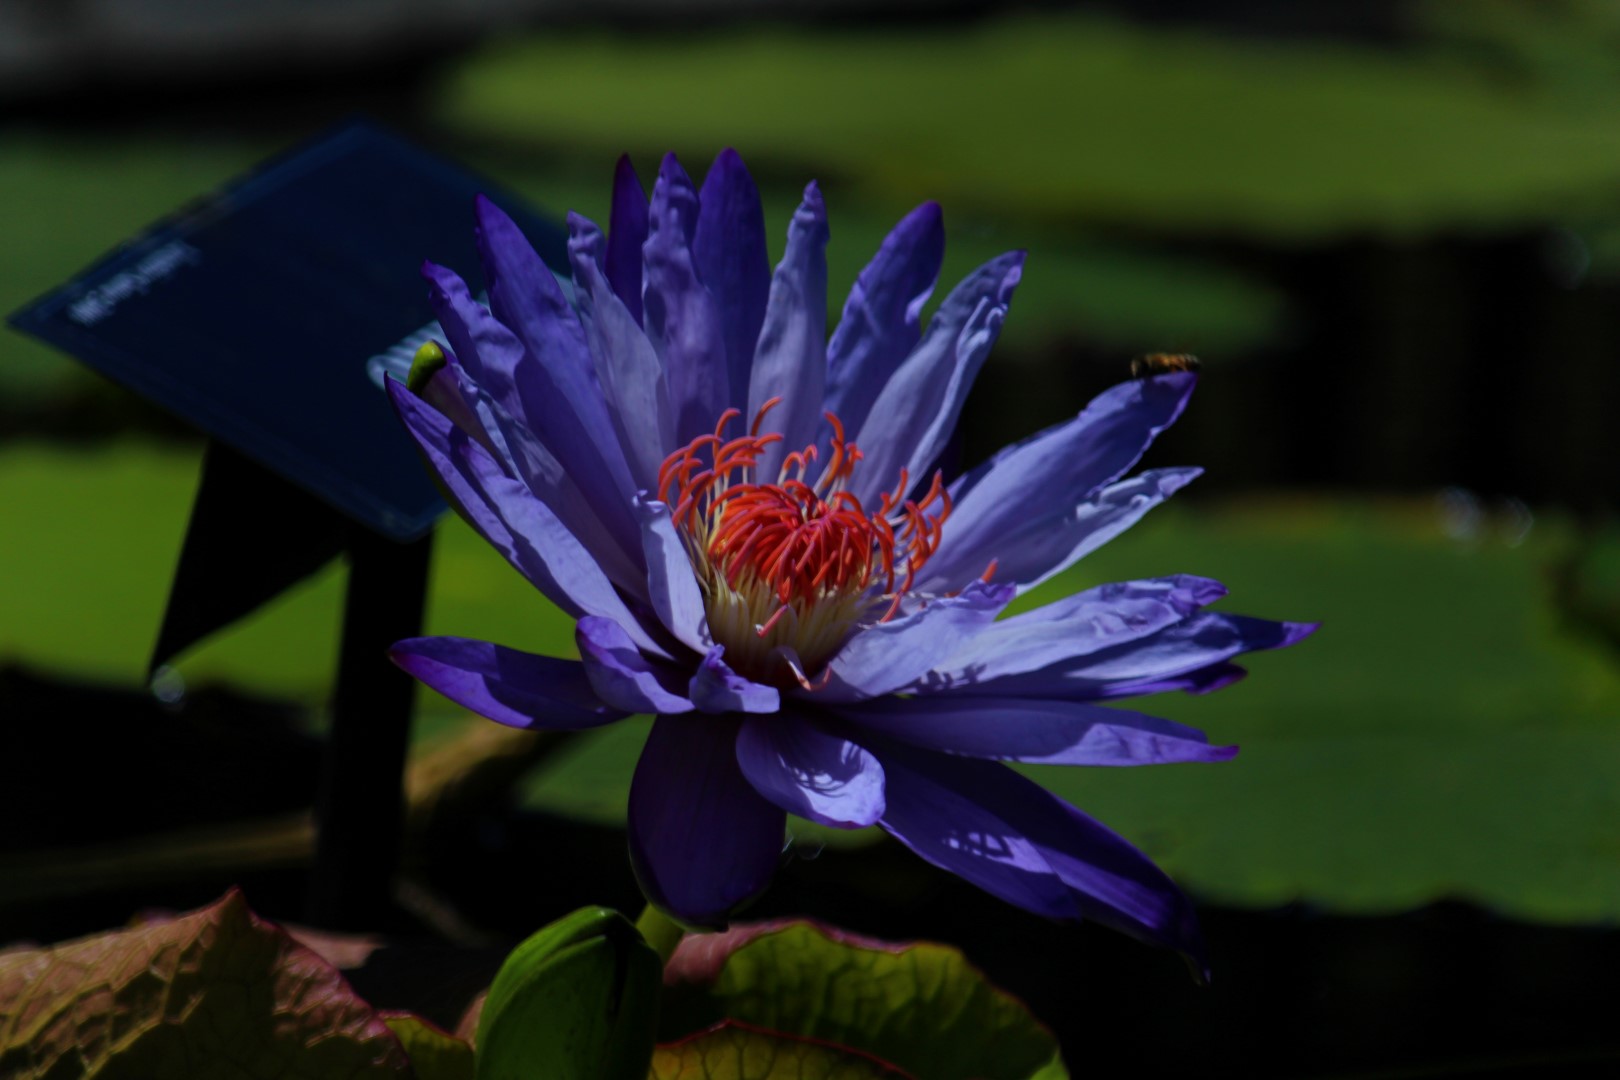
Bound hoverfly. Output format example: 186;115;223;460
1130;352;1202;379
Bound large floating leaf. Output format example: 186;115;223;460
0;889;409;1079
650;1021;910;1079
441;12;1620;238
663;921;1065;1080
0;443;573;706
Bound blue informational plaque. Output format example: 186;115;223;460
8;121;568;541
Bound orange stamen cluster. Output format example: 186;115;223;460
657;399;952;629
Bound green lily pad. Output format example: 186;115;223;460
440;12;1620;239
662;921;1065;1080
382;1013;474;1080
0;442;572;708
650;1021;911;1079
0;889;408;1079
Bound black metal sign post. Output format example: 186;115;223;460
8;121;570;930
310;526;434;928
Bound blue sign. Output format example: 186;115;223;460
8;121;569;541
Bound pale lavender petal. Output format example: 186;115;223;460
388;380;670;658
931;374;1197;588
606;154;649;324
823;202;945;437
1040;795;1210;979
635;496;708;652
871;738;1207;970
911;574;1225;692
643;153;729;446
689;648;781;715
814;582;1014;704
576;616;694;714
736;714;885;827
389;636;626;730
428;341;643;593
629;716;785;925
839;694;1236;766
422;256;643;577
694;148;770;409
472;199;642;531
418;261;523;472
747;183;829;479
1079;661;1250;700
851;252;1024;505
980;613;1318;700
919;467;1202;595
872;740;1078;920
568;211;675;491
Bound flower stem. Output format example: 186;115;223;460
635;903;685;963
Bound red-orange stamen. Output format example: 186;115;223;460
657;401;953;621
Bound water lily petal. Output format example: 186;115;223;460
920;467;1203;595
814;582;1014;703
635;497;708;652
421;341;642;592
568;212;676;491
747;182;829;480
1094;660;1251;699
912;574;1225;692
470;201;641;516
688;648;781;715
644;153;729;446
630;715;786;925
839;694;1235;766
606;154;649;324
576;616;694;714
1040;794;1211;979
694;148;771;409
981;612;1319;700
389;636;626;730
823;202;945;437
872;741;1079;920
736;714;885;827
389;380;669;658
422;256;643;578
851;252;1024;505
931;373;1197;588
871;738;1207;971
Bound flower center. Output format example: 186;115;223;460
657;399;951;687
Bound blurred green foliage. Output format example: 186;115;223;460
440;12;1620;238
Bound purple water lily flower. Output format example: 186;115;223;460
386;149;1313;973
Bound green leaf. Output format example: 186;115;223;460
0;889;409;1079
0;442;575;706
663;922;1065;1080
1023;498;1620;922
476;907;661;1080
440;13;1620;239
382;1013;474;1080
650;1021;912;1079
